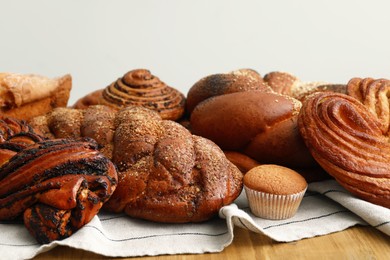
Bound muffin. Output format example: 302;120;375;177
244;164;307;220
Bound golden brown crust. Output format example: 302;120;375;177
223;151;261;173
186;68;271;115
73;69;186;121
30;105;243;222
347;77;390;134
190;90;317;168
298;91;390;208
244;165;307;195
263;71;300;96
0;73;71;120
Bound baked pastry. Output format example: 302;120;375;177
262;71;346;101
263;71;300;96
73;69;185;121
30;105;243;222
185;68;271;115
30;105;117;159
189;90;317;168
0;116;47;164
0;72;72;120
244;164;307;219
223;151;261;173
0;136;118;244
298;85;390;208
347;77;390;133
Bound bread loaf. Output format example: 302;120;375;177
190;90;317;168
186;68;271;115
30;105;243;222
0;73;71;120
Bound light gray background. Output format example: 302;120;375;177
1;0;389;105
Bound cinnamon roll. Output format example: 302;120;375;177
73;69;185;121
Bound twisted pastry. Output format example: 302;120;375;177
0;117;46;164
347;78;390;134
73;69;185;121
298;91;390;208
0;137;118;244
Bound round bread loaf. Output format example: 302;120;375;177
190;90;317;168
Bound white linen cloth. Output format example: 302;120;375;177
1;180;389;260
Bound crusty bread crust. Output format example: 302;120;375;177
0;73;71;120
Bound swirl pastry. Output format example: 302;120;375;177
0;116;46;164
347;77;390;134
298;91;390;208
30;105;243;223
73;69;185;121
0;118;118;244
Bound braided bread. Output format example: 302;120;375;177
30;105;243;223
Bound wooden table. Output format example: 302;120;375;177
33;226;390;259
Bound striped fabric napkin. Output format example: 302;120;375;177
1;180;389;260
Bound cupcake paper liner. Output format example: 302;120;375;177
244;186;307;220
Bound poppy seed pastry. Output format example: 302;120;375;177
73;69;186;121
0;116;118;244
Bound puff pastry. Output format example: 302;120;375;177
298;90;390;208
